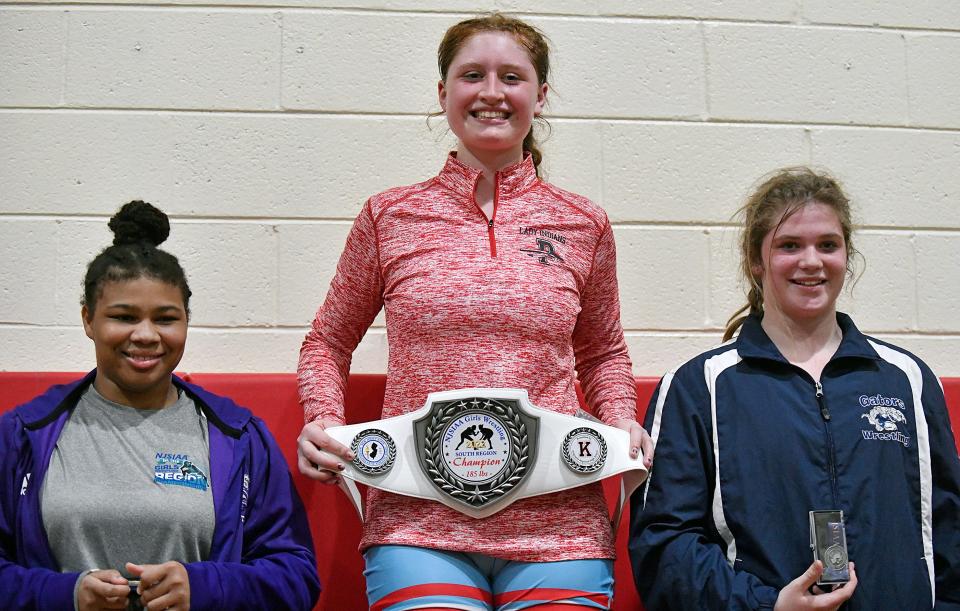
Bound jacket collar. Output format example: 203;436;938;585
736;312;880;365
17;370;249;438
435;152;540;200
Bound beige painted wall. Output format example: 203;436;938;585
2;1;959;376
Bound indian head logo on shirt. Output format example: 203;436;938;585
859;394;910;447
519;227;566;266
154;452;209;491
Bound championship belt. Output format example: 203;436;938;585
321;388;648;525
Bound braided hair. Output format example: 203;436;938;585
82;200;191;317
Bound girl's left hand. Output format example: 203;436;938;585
127;561;190;611
611;418;654;468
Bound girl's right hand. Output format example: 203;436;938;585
774;560;857;611
297;417;354;484
77;569;130;611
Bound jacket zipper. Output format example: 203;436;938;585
815;380;841;507
487;172;499;258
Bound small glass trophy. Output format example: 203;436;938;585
809;509;851;585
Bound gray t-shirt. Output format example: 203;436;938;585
40;385;215;575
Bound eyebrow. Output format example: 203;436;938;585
103;304;184;313
772;232;843;241
455;61;529;72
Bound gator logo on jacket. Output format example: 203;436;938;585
859;394;910;447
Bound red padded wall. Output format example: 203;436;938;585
3;373;958;610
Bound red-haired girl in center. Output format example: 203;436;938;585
296;13;652;611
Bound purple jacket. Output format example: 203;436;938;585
0;371;320;610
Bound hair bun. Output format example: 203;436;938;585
108;200;170;247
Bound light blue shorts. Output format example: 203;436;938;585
363;544;614;610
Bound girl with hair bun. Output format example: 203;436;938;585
0;201;319;611
630;168;960;610
297;12;652;610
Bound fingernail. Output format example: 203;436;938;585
347;452;355;461
631;447;639;457
337;463;345;470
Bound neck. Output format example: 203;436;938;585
93;375;178;410
457;144;524;220
455;143;524;179
761;307;842;379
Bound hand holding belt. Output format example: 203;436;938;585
321;388;648;527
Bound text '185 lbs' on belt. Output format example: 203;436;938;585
320;388;648;528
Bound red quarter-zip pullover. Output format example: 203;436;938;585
299;153;636;561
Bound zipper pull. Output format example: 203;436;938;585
488;219;494;228
815;381;830;421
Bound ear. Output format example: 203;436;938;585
534;82;548;117
81;305;94;340
438;79;447;112
750;262;763;279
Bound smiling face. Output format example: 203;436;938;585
438;31;547;168
82;276;187;409
755;201;848;325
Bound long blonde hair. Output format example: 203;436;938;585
723;167;858;341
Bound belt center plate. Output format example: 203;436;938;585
414;396;539;511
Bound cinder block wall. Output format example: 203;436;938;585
2;2;958;377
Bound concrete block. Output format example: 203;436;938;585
865;334;960;377
65;10;281;110
54;219;111;325
810;128;960;228
530;17;704;119
907;35;960;128
538;119;603;204
0;326;90;371
149;114;447;219
50;0;487;6
614;226;708;329
547;0;795;17
596;0;797;21
0;219;60;325
180;326;388;373
837;230;916;331
601;122;808;223
178;328;301;373
347;327;389;372
500;0;600;14
165;222;277;327
0;112;176;216
915;233;960;332
0;112;448;218
626;332;723;378
706;226;745;330
275;222;352;326
283;12;448;113
803;0;960;30
0;10;65;107
706;24;908;125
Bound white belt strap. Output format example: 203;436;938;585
322;388;647;527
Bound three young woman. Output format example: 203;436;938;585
630;168;960;609
3;14;957;611
0;202;319;610
296;13;652;611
